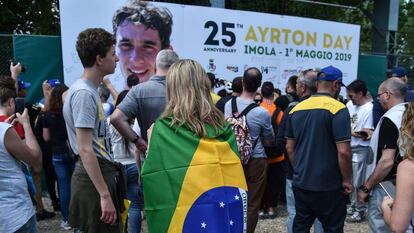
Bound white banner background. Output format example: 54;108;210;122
60;1;360;92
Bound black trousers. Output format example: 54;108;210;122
293;186;347;233
261;162;285;209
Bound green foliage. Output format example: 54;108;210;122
0;0;60;35
397;0;414;71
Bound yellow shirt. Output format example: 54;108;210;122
211;92;220;105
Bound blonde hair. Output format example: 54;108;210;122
161;59;225;137
398;102;414;160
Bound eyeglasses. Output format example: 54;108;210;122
376;91;391;99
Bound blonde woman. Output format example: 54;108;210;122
381;102;414;233
142;60;248;233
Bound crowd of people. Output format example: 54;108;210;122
1;1;414;233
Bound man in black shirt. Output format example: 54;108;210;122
358;77;407;233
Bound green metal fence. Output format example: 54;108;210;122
0;34;13;76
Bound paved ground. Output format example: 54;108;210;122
38;198;369;233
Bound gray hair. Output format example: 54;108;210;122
298;71;317;93
382;77;406;99
156;49;179;70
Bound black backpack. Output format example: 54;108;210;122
263;107;284;158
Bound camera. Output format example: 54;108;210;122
10;60;26;72
47;79;61;88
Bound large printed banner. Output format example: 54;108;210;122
60;1;360;91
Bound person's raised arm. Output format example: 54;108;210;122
10;62;22;94
5;109;41;167
41;81;52;112
102;76;119;105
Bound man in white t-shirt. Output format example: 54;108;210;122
346;80;374;222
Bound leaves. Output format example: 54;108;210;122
0;0;60;35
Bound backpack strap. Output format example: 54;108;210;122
252;136;259;150
271;107;282;126
231;96;238;114
240;103;259;116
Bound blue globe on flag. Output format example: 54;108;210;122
183;187;247;233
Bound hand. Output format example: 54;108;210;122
363;129;373;140
357;189;369;202
342;180;353;195
4;114;18;125
42;80;52;98
381;196;394;212
100;194;117;225
10;62;22;78
135;137;148;152
16;108;30;127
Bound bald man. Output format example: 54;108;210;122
359;78;407;233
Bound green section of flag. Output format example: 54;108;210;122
142;117;238;233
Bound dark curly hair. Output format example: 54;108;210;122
76;28;115;68
0;75;17;106
50;84;69;113
113;1;173;49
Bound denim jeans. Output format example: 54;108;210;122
349;146;369;215
125;164;143;233
14;214;37;233
368;185;391;233
286;179;324;233
53;153;76;222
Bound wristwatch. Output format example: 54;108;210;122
131;134;139;144
359;184;370;193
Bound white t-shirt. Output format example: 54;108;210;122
346;101;374;147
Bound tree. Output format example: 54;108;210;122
397;0;414;72
0;0;60;35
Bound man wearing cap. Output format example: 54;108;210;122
390;66;414;101
285;65;352;232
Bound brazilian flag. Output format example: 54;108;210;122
142;118;248;233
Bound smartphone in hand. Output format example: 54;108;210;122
379;181;396;199
15;97;25;115
355;131;369;139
